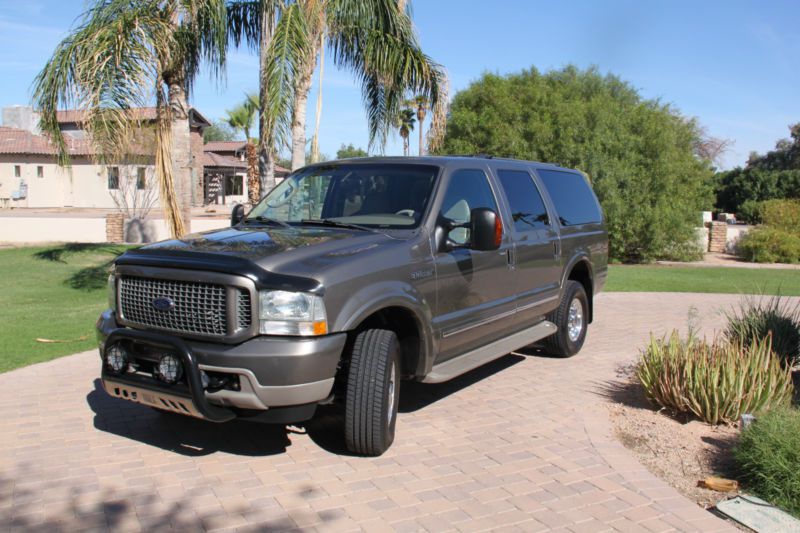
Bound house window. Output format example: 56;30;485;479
136;167;146;190
14;165;21;177
225;175;244;196
37;166;43;178
107;167;120;190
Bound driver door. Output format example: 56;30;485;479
432;166;517;363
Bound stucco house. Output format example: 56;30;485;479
0;106;287;210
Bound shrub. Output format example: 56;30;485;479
734;408;800;517
724;295;800;367
760;198;800;233
737;199;763;225
437;65;714;263
637;332;793;425
737;227;800;263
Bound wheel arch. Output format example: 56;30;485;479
336;285;434;378
562;257;594;323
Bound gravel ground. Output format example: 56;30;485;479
606;366;741;510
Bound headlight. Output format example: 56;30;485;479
258;290;327;336
107;274;117;311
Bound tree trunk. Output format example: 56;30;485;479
155;103;186;239
258;4;276;197
246;141;259;204
166;79;192;236
290;46;316;170
310;32;325;164
403;135;408;156
418;110;426;156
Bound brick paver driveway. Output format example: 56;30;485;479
1;293;742;532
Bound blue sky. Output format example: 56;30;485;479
1;0;798;169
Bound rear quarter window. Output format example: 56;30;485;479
536;169;602;226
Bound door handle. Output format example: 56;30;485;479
553;240;560;259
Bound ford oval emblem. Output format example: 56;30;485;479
152;297;175;312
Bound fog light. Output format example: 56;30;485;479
157;354;183;384
105;344;129;374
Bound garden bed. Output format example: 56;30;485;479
606;366;740;509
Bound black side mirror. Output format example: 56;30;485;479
470;207;502;251
231;204;246;226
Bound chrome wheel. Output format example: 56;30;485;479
386;362;396;422
567;298;584;342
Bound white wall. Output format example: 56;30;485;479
0;155;157;209
0;216;229;244
0;217;107;243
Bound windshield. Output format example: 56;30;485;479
246;163;439;229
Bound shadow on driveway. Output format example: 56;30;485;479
86;352;527;457
86;379;291;457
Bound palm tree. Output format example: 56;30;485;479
228;0;448;173
394;109;415;156
224;96;261;204
33;0;228;239
408;95;429;156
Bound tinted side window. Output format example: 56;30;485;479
439;169;498;245
537;169;602;226
496;170;550;232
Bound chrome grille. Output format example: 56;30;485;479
119;276;228;336
236;289;252;331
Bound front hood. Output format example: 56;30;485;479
141;225;360;260
123;225;405;275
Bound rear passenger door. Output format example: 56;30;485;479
494;167;562;325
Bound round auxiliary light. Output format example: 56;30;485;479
105;344;129;374
157;354;183;384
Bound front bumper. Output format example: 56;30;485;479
96;310;346;422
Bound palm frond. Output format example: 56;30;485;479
262;1;312;151
326;0;448;150
32;0;172;166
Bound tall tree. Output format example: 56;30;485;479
308;31;325;164
225;102;255;140
229;0;449;174
33;0;228;239
439;65;715;262
204;120;238;142
224;96;261;203
394;108;415;156
408;95;429;156
336;143;367;159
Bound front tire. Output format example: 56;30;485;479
344;329;401;456
543;280;589;357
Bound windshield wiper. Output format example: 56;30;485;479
300;218;374;232
243;215;291;228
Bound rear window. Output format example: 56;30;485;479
536;169;602;226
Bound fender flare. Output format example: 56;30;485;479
335;282;436;377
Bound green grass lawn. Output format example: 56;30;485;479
1;244;798;374
0;244;133;373
606;265;800;295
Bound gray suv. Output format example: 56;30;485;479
96;156;608;455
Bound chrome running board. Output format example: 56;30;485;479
423;320;557;384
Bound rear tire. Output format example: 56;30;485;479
542;280;589;358
344;329;401;456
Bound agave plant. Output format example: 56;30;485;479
637;331;793;425
724;294;800;368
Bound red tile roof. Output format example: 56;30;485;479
55;107;211;127
203;141;246;152
0;126;95;156
203;152;247;169
56;107;159;123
